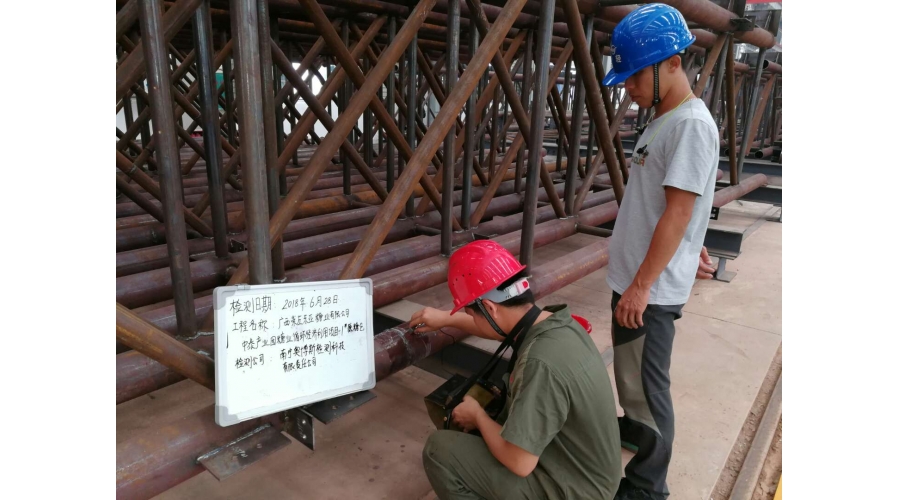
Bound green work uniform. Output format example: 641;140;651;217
423;305;621;499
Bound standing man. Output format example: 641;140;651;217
601;5;719;499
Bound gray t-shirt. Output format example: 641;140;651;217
606;99;719;305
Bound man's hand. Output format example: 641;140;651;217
696;246;715;279
452;395;486;432
615;283;651;329
409;307;452;333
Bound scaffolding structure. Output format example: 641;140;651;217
115;1;782;497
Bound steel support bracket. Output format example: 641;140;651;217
303;390;377;424
714;257;737;283
284;408;315;450
197;424;292;481
704;227;743;283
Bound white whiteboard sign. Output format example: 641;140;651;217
213;279;375;426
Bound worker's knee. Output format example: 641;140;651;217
422;430;456;469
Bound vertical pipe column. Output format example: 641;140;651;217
134;60;154;164
119;45;137;134
219;31;237;146
193;0;229;258
405;32;418;217
556;58;571;168
442;0;460;255
585;118;595;173
341;20;352;196
231;0;273;284
501;91;508;154
364;55;374;170
564;15;591;215
273;21;286;171
515;30;533;194
257;0;285;281
478;71;488;169
462;23;478;229
386;16;397;193
138;0;196;336
737;49;766;177
519;0;554;273
724;37;738;185
488;83;501;180
707;42;728;118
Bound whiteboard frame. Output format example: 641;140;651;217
213;279;376;427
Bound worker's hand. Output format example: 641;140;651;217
615;283;651;330
452;396;485;432
410;307;452;334
696;246;716;280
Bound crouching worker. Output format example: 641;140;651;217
413;240;621;499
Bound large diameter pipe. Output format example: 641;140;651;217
116;407;281;500
713;174;767;208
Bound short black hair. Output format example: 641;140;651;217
466;270;535;316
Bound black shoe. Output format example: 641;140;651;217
614;478;655;500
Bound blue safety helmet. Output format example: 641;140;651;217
602;4;696;89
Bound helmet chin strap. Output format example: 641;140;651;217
652;62;661;105
475;298;507;338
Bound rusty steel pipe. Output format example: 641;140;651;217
117;0;203;104
117;169;575;307
373;199;617;308
231;0;273;284
725;35;739;185
116;406;281;500
117;188;617;398
214;0;436;296
336;0;529;281
754;146;775;159
138;0;197;337
116;303;215;390
713;174;768;208
560;0;625;205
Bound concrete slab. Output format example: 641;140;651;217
687;219;782;335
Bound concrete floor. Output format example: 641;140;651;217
117;198;782;500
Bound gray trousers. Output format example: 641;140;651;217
611;292;684;499
422;430;547;500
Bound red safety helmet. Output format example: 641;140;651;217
571;314;593;334
448;240;528;314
